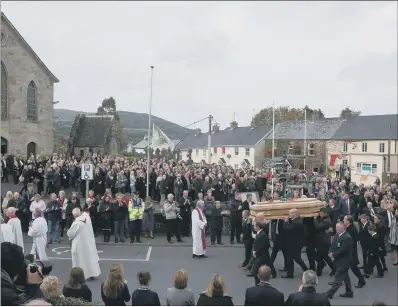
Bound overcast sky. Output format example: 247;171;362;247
3;1;397;130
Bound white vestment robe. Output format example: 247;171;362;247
8;217;24;252
28;217;48;260
77;212;99;262
1;223;15;243
68;216;101;279
191;208;207;255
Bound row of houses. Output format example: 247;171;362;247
175;114;398;186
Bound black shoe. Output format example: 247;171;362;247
329;271;335;277
192;254;199;259
358;266;365;269
120;239;125;243
363;274;370;278
115;238;118;243
211;242;215;245
130;239;134;243
230;241;234;244
376;274;384;278
328;281;334;286
200;255;208;258
136;240;142;243
168;240;172;244
355;282;366;288
245;273;253;277
177;239;184;243
279;268;287;272
316;271;322;277
321;293;333;299
281;275;294;279
339;293;354;298
218;242;223;245
383;267;388;272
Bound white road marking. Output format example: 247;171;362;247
145;246;152;261
49;257;147;262
51;246;103;255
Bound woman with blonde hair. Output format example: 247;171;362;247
2;191;12;216
63;267;92;302
101;264;130;306
166;270;195;306
197;273;233;306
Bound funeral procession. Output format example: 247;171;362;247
1;1;398;306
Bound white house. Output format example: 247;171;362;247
177;122;273;170
327;114;398;186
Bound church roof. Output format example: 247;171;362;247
1;13;59;83
74;115;114;147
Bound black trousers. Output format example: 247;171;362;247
243;242;253;267
306;241;318;270
361;245;368;267
252;255;276;284
365;253;383;276
101;218;111;242
350;262;366;285
129;219;142;241
326;267;353;297
165;219;181;242
316;247;335;273
230;216;242;243
211;228;222;244
286;247;308;276
270;235;287;268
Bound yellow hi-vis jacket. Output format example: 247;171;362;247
128;198;145;221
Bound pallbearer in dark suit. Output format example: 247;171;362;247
270;218;288;272
343;215;366;288
251;220;275;284
210;201;223;245
282;209;308;279
364;225;384;278
323;221;354;299
241;210;254;267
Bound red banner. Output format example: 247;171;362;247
329;154;338;166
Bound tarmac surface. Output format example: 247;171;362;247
23;234;398;306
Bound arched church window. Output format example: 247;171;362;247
27;81;37;121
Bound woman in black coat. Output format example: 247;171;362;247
63;267;92;302
101;264;131;306
197;273;233;306
131;271;160;306
374;214;388;271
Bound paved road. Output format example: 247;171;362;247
23;240;398;306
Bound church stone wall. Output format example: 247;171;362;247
1;18;55;156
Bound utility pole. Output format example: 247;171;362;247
388;123;392;185
303;107;307;173
208;115;212;164
146;65;154;197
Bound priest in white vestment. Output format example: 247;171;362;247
191;200;207;259
6;207;24;252
28;208;49;260
68;208;101;280
1;215;14;243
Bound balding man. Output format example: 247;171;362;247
244;265;284;306
7;192;26;228
7;207;24;252
28;208;48;260
282;209;308;278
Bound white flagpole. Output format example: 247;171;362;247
271;101;275;197
304;108;307;174
146;66;154;197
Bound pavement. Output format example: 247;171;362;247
23;236;398;306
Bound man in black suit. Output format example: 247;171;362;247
242;193;253;212
241;210;254;267
244;265;284;306
270;218;288;272
323;221;354;299
343;215;366;288
358;214;372;269
179;190;192;237
251;220;275;284
282;209;308;278
364;225;384;278
285;270;331;306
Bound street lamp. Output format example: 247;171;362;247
146;66;154;197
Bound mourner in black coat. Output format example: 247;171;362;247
285;286;330;306
241;210;254;267
313;210;334;276
251;221;276;284
358;214;372;268
270;219;287;271
344;216;366;287
244;265;284;306
282;210;308;278
323;222;353;299
364;225;384;278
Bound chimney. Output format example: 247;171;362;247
212;124;220;133
230;121;238;129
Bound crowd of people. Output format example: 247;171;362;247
1;153;398;305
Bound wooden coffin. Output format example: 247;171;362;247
250;198;324;220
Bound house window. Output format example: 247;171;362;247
343;143;348;152
372;164;377;174
356;163;361;173
361;143;367;153
221;147;226;154
308;143;315;156
245;148;250;156
234;164;238;169
294;146;302;155
1;61;7;120
195;148;199;155
312;167;319;173
356;162;377;175
234;147;239;155
203;149;206;156
342;159;348;165
27;81;37;122
379;143;385;153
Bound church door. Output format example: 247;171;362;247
1;137;8;154
27;142;37;158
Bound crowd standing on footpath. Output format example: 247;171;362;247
1;152;397;305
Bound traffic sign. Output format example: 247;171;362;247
81;163;93;180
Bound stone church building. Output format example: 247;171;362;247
1;13;59;157
67;114;121;157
